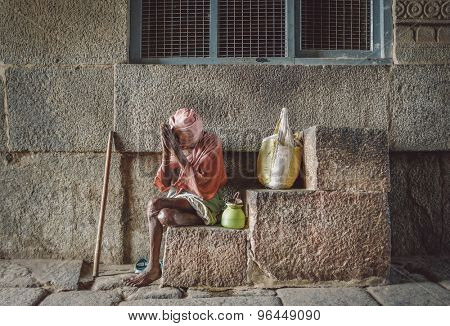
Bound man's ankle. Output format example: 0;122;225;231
145;265;161;273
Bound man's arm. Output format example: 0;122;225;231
161;123;188;167
160;123;175;188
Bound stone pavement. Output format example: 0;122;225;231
0;256;449;306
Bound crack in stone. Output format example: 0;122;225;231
387;65;395;148
0;65;12;152
113;64;117;132
437;155;446;252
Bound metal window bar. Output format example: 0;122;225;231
129;0;391;64
217;0;286;58
140;0;210;58
300;0;371;51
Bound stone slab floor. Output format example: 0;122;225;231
0;256;449;306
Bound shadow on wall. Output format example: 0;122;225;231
389;151;450;257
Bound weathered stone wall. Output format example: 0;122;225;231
0;153;124;263
0;0;448;263
0;0;127;64
7;66;115;152
114;65;390;152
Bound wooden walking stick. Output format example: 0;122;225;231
93;131;114;277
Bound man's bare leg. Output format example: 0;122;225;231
123;198;204;287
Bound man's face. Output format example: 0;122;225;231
174;129;196;149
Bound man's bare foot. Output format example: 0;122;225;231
123;267;162;287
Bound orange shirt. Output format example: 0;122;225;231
154;131;227;200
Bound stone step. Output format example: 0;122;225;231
119;296;282;306
161;226;248;288
39;290;122;306
302;126;390;192
0;259;83;291
246;189;390;286
0;288;48;306
277;287;379;306
367;282;450;306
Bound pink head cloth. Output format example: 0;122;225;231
168;108;204;147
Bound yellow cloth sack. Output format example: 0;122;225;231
257;108;301;189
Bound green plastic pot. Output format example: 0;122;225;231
221;202;246;229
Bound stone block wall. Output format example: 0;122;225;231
302;126;390;191
0;153;124;263
247;189;390;286
0;0;449;263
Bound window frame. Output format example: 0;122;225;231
129;0;392;65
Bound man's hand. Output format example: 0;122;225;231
161;123;188;167
160;123;171;163
159;123;173;187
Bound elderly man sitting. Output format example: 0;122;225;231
124;108;227;287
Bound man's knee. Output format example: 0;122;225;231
147;198;164;216
157;208;175;226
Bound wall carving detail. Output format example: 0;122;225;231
395;0;450;44
396;0;450;21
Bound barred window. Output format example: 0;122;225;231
217;1;286;57
300;0;371;50
141;0;210;58
130;0;392;64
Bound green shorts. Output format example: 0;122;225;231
166;187;225;225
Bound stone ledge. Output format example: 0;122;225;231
302;126;390;192
247;189;391;285
162;226;248;288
